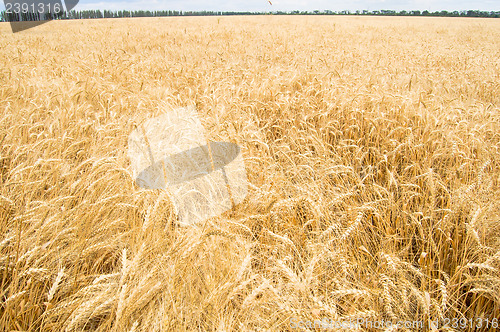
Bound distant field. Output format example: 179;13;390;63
0;16;499;331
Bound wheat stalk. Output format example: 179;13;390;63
1;15;499;332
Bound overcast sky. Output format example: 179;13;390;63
1;0;498;12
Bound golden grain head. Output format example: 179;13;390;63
0;15;499;331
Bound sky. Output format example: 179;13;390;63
1;0;498;12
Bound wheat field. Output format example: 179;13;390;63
0;15;499;331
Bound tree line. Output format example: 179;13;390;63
1;9;499;22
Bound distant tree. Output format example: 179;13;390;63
2;8;498;22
